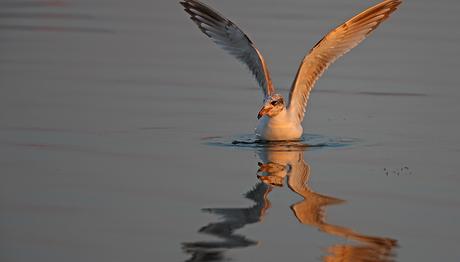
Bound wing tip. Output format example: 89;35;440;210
348;0;402;32
180;0;216;38
380;0;403;13
179;0;190;9
180;0;227;25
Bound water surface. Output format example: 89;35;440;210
1;0;460;261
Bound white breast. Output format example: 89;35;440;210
255;110;303;141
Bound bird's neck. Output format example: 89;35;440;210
268;107;291;124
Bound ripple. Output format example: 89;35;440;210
203;133;359;151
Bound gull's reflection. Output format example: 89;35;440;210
258;145;397;262
182;182;272;262
184;144;397;262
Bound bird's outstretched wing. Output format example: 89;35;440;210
287;0;402;122
180;0;275;98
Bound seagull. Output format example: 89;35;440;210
180;0;402;141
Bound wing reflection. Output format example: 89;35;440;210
184;144;397;262
258;145;397;262
182;182;272;262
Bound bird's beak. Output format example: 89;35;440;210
257;105;271;119
257;163;270;173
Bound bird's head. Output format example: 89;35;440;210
257;94;286;119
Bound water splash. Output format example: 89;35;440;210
203;133;359;151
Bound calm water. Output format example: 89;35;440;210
1;0;460;261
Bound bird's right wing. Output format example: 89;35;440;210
180;0;275;98
287;0;402;122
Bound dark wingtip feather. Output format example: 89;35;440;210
180;0;228;38
179;0;227;24
179;0;188;9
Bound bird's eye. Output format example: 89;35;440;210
271;101;278;105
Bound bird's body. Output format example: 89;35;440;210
180;0;402;141
255;110;303;141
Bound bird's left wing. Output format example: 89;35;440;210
180;0;275;98
287;0;402;122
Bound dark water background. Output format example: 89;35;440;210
1;0;460;261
